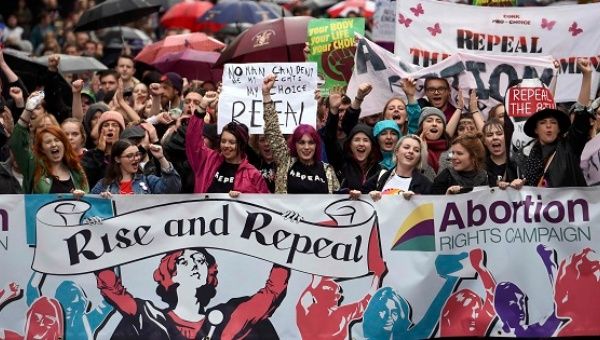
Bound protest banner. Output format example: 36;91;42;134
307;18;364;96
218;62;318;134
394;0;600;103
372;0;396;43
3;188;600;338
347;35;553;117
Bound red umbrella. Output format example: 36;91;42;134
327;0;375;18
160;0;213;31
214;16;312;67
152;50;222;82
135;32;225;65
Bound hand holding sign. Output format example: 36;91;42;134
220;63;317;134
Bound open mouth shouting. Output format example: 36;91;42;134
489;140;503;155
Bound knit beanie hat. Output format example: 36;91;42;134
418;107;446;127
348;123;374;141
95;111;126;134
373;120;401;138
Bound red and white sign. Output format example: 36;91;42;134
505;85;555;118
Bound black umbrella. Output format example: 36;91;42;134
75;0;161;32
2;49;72;106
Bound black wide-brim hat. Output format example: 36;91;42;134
523;108;571;138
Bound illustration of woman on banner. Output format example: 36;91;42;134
26;272;113;340
494;244;563;337
440;248;497;336
554;248;600;336
296;257;386;340
362;252;467;339
0;296;64;340
96;247;290;339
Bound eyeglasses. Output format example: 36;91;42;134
425;87;448;94
120;152;142;160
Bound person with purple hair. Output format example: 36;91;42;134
262;74;339;194
493;244;563;337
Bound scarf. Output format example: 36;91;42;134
448;168;488;188
426;139;448;173
379;151;395;171
522;142;557;187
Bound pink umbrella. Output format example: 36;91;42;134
135;32;225;65
152;49;222;82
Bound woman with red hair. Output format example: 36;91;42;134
262;74;339;193
96;247;289;339
9;92;88;194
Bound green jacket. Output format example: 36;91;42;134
9;124;89;194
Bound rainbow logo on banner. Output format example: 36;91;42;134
391;203;435;251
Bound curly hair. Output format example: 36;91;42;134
153;248;219;311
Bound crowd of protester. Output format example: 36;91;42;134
0;0;597;201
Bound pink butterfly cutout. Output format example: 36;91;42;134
541;18;556;30
427;23;441;37
410;3;424;16
568;22;583;36
398;14;413;28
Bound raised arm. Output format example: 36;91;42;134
146;144;181;193
71;79;84;121
0;46;19;84
576;58;593;106
470;249;497;329
322;93;345;172
262;74;291;167
468;89;485;132
26;272;44;306
221;265;290;339
342;83;372;135
445;90;465;137
408;253;464;339
95;268;138;317
185;91;218;174
402;78;421;134
114;79;141;124
148;83;163;117
44;55;72;123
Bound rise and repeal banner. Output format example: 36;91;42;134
1;189;600;339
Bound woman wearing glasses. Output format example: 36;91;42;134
185;91;269;195
91;139;181;195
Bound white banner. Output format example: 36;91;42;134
33;197;378;277
218;63;318;134
3;189;600;338
347;35;554;116
394;0;600;103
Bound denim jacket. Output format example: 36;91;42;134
91;164;181;194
